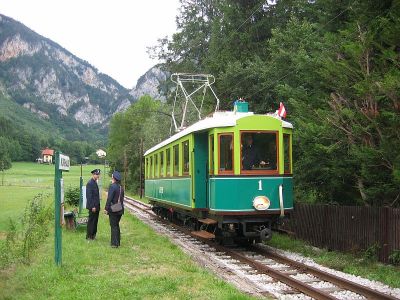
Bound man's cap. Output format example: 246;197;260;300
112;171;121;181
91;169;101;175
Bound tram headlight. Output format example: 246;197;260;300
253;196;270;211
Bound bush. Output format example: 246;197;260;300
0;193;52;268
389;250;400;266
363;243;380;261
65;186;80;207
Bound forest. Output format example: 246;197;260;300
0;95;103;168
108;0;399;207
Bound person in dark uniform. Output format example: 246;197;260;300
86;169;101;240
242;135;266;170
104;171;124;248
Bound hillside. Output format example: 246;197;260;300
0;90;59;137
0;13;134;140
130;65;169;102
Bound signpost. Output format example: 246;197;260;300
76;162;88;228
54;151;70;266
96;150;106;201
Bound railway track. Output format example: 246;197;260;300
124;196;399;300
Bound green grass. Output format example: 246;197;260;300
0;162;104;231
0;163;257;299
126;193;150;204
269;233;400;288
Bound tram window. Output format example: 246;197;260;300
154;154;158;178
209;134;214;175
219;134;233;173
182;140;189;175
145;158;148;179
284;134;291;174
166;148;171;177
241;132;277;172
150;156;153;178
160;151;164;177
173;144;179;176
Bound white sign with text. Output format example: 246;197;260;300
59;154;70;171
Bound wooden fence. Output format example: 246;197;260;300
280;204;400;263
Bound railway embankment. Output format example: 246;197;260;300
124;196;400;299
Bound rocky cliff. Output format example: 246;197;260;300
130;65;169;102
0;14;133;128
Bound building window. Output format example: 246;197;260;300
218;133;234;174
160;151;164;177
283;134;291;174
173;144;179;176
182;140;189;175
166;148;171;177
241;131;278;173
209;134;214;175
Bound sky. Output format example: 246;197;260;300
0;0;180;89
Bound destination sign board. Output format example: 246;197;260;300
59;154;70;171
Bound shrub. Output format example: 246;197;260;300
0;193;52;268
363;243;380;261
389;250;400;266
65;186;80;207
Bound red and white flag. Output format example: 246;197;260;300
278;102;287;118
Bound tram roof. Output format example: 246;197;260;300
144;111;293;155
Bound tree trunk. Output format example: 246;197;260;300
356;176;368;204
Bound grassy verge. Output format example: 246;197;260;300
0;163;257;299
1;209;256;299
269;233;400;288
125;193;150;204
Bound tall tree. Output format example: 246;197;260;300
108;96;171;191
0;142;12;186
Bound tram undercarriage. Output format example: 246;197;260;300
151;202;279;245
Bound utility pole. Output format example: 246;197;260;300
139;138;143;198
123;148;127;192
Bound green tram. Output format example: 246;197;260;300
144;101;293;243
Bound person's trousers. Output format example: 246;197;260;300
109;213;122;246
87;210;99;239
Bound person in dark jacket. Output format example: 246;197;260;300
242;135;266;170
104;171;124;248
86;169;101;240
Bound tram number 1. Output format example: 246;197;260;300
258;180;263;191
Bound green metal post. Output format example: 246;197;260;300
54;151;62;266
79;163;83;213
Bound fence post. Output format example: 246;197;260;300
379;206;390;263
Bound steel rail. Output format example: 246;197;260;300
252;245;398;300
123;196;397;300
124;197;335;299
211;243;338;300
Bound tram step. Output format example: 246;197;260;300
191;230;215;239
198;218;217;225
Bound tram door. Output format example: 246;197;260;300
193;132;208;208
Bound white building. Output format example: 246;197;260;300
96;149;106;158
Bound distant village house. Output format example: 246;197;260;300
40;148;54;164
96;149;106;158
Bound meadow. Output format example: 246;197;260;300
0;162;105;231
0;162;256;300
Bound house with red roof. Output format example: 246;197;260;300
41;148;54;164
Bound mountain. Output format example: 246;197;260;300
130;65;169;102
0;14;134;141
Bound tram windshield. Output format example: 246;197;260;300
241;132;277;172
